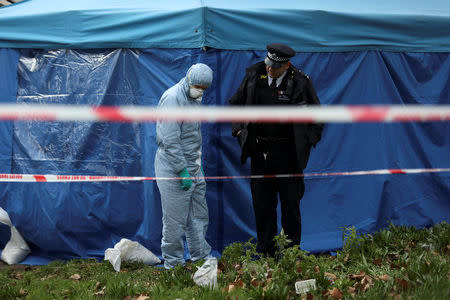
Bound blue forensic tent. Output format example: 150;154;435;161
0;0;449;264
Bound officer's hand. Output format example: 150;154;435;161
179;168;192;190
237;129;248;148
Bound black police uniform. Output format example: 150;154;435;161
229;44;323;256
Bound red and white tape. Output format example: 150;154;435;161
0;168;449;182
0;104;449;123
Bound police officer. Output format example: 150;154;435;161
229;43;323;256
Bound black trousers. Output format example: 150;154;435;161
250;138;305;256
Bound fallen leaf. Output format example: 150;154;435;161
123;296;131;300
227;284;235;293
218;261;226;272
324;272;337;282
301;293;314;300
19;288;27;295
250;278;261;287
69;274;81;280
362;275;373;285
233;273;241;282
361;275;373;291
377;274;390;281
40;274;55;281
353;282;363;291
390;263;400;270
349;270;365;280
387;252;399;261
348;286;356;295
329;287;344;299
135;295;150;300
314;266;320;274
445;245;450;252
234;279;245;287
372;258;382;266
395;278;409;291
344;253;349;262
94;286;106;296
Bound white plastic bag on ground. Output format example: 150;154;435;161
0;207;31;265
193;257;218;288
295;279;316;294
104;238;161;272
104;248;122;272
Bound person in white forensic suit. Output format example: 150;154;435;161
155;63;213;269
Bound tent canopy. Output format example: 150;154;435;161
0;1;449;264
0;0;450;51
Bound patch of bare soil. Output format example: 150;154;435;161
0;260;34;271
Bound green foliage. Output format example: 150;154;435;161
0;222;448;299
342;225;367;253
0;284;21;299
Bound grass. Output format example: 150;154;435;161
0;222;449;299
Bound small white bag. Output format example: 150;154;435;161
104;238;161;272
295;279;317;294
0;207;31;265
193;257;218;288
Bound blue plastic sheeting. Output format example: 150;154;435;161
0;48;449;264
0;0;450;51
0;49;17;174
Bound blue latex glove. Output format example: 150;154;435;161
179;168;192;190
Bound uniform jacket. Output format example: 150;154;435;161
229;61;323;169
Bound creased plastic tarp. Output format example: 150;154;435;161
0;0;449;52
0;48;449;264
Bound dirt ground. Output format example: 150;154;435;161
0;260;34;271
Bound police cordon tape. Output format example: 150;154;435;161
0;168;449;182
1;104;448;182
0;104;450;123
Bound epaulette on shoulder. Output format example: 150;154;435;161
292;67;310;80
299;69;310;80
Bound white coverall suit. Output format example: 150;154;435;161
155;64;212;269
